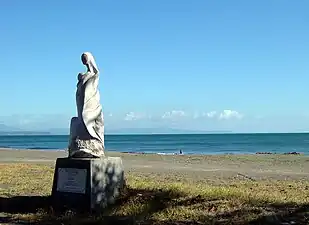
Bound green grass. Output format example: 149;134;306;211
1;163;309;224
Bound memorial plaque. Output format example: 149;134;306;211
56;168;87;194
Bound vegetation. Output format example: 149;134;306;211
1;163;309;224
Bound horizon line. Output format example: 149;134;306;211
0;132;309;136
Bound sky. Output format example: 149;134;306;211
1;0;309;133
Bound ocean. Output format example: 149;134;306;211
0;133;309;155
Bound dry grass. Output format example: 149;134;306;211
1;163;309;225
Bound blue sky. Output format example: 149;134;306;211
1;0;309;133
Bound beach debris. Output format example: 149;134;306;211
283;151;301;155
256;152;302;155
237;173;256;181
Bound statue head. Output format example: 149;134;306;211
81;52;99;74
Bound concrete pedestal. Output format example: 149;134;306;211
51;157;124;212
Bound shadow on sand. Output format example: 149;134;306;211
1;188;309;225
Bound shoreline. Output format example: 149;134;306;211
0;147;305;156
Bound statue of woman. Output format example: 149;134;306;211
68;52;105;158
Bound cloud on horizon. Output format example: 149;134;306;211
122;109;243;121
161;110;186;119
0;109;244;129
124;112;150;121
219;110;243;120
1;111;309;133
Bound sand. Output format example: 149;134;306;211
0;148;308;183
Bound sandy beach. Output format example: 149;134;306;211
1;148;308;183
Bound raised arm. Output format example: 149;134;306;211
80;71;98;85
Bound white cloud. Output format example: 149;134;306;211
108;113;113;117
193;111;217;119
205;111;217;118
162;110;186;119
194;110;243;120
124;112;147;121
219;110;243;120
124;112;138;121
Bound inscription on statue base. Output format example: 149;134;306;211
56;168;87;194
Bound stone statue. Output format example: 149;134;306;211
68;52;105;158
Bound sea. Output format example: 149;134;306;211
0;133;309;155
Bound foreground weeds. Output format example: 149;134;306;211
0;163;309;224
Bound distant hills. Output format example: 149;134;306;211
0;124;18;131
0;123;231;135
0;124;57;135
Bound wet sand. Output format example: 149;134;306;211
1;148;308;183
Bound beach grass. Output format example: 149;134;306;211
1;163;309;224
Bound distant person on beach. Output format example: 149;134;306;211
179;149;183;155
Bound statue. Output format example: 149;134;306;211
68;52;105;158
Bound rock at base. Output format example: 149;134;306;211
51;157;124;212
68;138;105;158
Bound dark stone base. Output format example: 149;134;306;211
51;157;124;212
